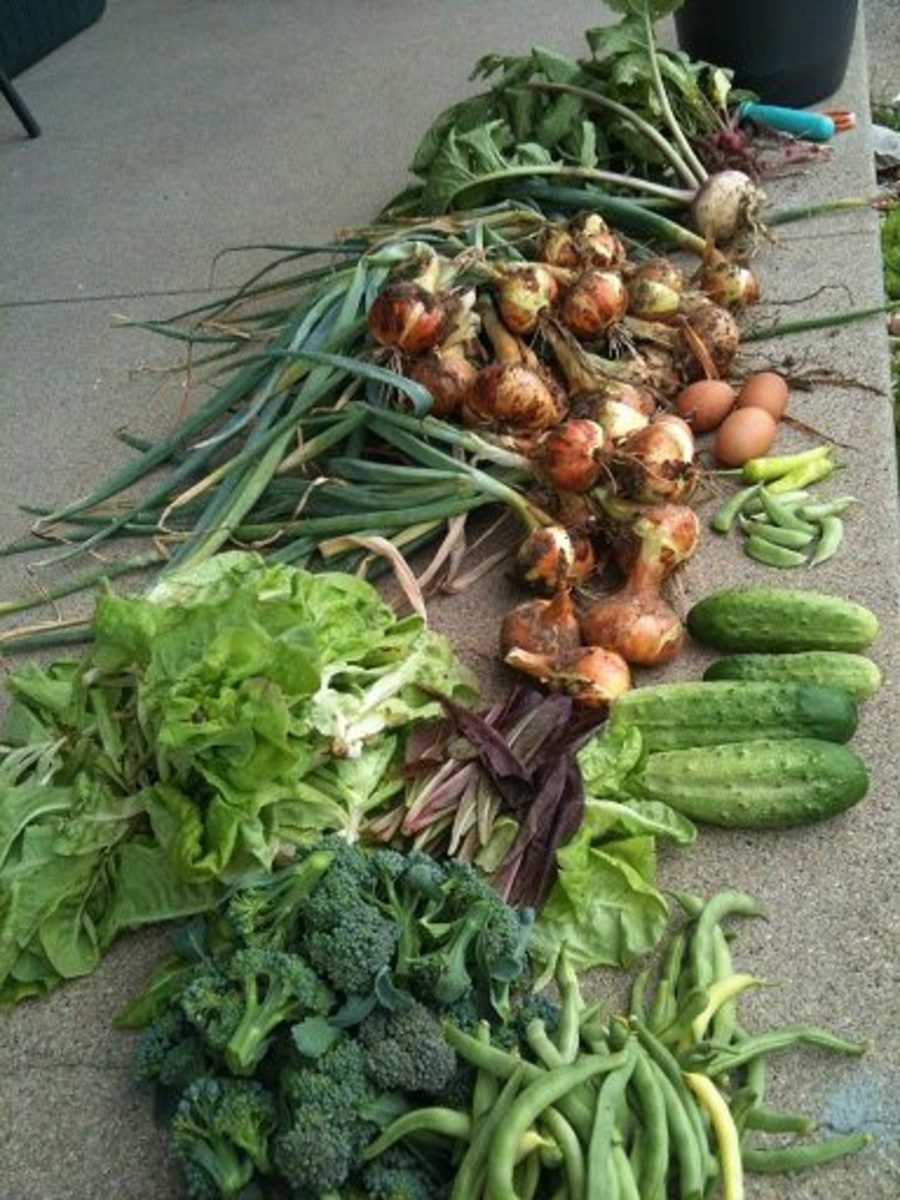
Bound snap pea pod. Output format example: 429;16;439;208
586;1039;638;1200
742;446;832;483
696;1025;868;1077
711;484;760;534
809;515;844;566
745;535;808;567
628;1046;670;1200
743;1104;816;1134
486;1053;628;1200
798;495;859;520
737;517;814;548
742;1130;871;1173
742;488;810;515
767;454;836;494
759;488;818;533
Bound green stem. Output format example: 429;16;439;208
526;81;701;188
452;163;692;211
767;196;882;228
743;300;900;343
642;9;708;184
0;553;163;617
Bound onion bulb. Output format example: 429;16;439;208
368;282;449;355
560;269;628;339
580;585;684;666
610;418;697;504
680;298;740;380
464;362;566;432
615;503;701;577
570;379;657;420
538;419;608;493
516;525;575;594
496;264;560;335
503;643;631;706
569;213;626;269
697;257;761;309
691;170;765;245
405;347;477;417
537;224;582;270
626;258;685;322
500;588;581;661
572;396;649;442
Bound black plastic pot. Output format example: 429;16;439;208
674;0;858;108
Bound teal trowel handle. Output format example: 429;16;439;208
738;101;835;142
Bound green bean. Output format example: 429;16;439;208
555;947;582;1063
486;1054;627;1200
759;488;818;533
450;1066;525;1200
698;1025;868;1077
657;986;710;1051
631;1019;713;1185
527;1018;566;1069
515;1143;542;1200
710;928;738;1048
684;1073;744;1200
690;891;765;992
745;534;808;568
363;1106;470;1159
742;488;810;515
442;1024;594;1140
587;1039;638;1200
646;1056;705;1200
744;1104;816;1134
809;515;844;565
471;1024;499;1123
543;1107;587;1200
613;1142;642;1200
629;969;652;1022
629;1048;669;1200
767;454;836;493
797;495;859;520
737;517;815;548
648;931;686;1035
711;485;760;534
742;1131;871;1173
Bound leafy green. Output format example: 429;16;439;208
0;553;475;1004
530;724;695;975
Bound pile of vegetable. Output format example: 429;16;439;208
0;554;475;1002
120;848;873;1200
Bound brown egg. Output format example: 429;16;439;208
673;380;736;433
736;371;789;421
714;407;778;466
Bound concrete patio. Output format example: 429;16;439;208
1;2;898;1197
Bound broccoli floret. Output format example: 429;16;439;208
223;948;331;1076
358;1001;457;1097
132;1008;207;1091
303;903;398;997
361;1145;448;1200
224;848;336;949
170;1077;276;1200
180;971;244;1053
274;1037;377;1195
511;989;561;1042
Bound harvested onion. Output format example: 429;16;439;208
496;264;561;335
691;170;765;245
500;588;581;661
405;347;477;417
560;269;628;339
538;419;608;493
368;282;449;355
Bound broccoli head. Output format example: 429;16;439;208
358;1001;457;1097
179;970;244;1053
132;1007;208;1092
274;1037;377;1195
169;1077;276;1200
361;1145;448;1200
224;847;336;949
223;948;331;1076
302;902;398;997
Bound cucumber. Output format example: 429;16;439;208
624;739;869;829
703;652;883;700
610;682;858;751
688;588;879;653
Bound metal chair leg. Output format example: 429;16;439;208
0;70;41;138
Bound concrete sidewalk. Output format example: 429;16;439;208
1;3;898;1197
